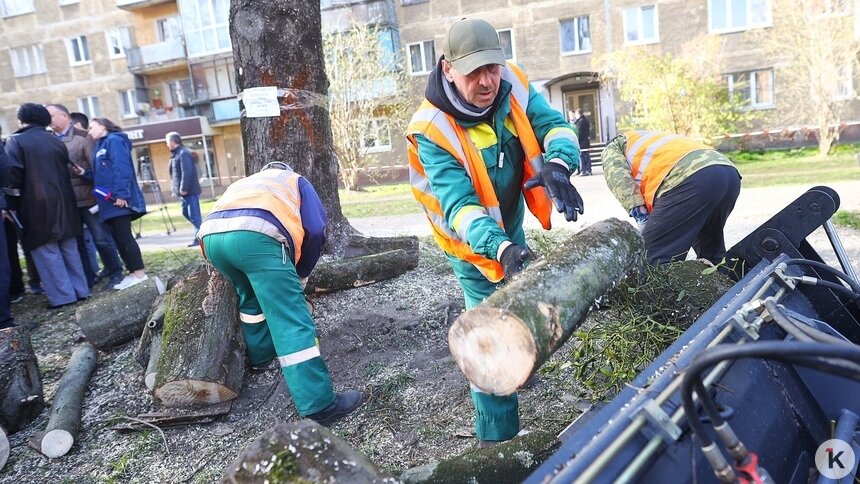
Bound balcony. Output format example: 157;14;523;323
137;106;195;124
116;0;174;10
125;40;187;74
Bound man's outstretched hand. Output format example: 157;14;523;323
524;161;584;221
499;243;533;278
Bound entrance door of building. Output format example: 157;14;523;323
564;89;600;143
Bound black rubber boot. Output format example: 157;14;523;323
307;390;364;427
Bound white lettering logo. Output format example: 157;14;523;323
126;129;144;140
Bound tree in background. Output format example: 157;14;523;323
600;35;751;142
755;0;859;155
324;22;414;191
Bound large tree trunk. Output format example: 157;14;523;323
0;327;44;433
449;218;643;396
28;344;97;458
153;267;245;407
75;277;164;351
230;1;356;252
0;425;9;471
400;430;559;483
306;248;419;294
221;420;388;483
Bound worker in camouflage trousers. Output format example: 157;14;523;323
406;17;584;446
197;162;363;426
602;131;741;265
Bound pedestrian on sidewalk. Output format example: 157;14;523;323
573;109;592;176
166;132;202;247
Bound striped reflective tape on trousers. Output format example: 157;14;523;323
278;346;321;367
239;312;266;324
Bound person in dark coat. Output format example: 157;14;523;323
573;108;592;176
0;132;15;328
85;117;148;291
166;131;202;246
4;103;89;309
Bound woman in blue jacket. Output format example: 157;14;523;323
87;118;148;290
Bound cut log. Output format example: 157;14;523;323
28;343;97;458
0;326;44;433
154;267;244;407
221;420;388;483
343;234;419;258
144;332;162;391
306;248;419;294
0;425;9;471
449;218;643;396
134;294;166;367
400;430;559;484
75;277;165;351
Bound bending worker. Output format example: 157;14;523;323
406;17;584;445
602;130;741;265
197;162;363;426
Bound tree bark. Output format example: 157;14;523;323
221;420;389;483
153;267;245;407
306;248;419;294
400;430;559;484
28;343;97;458
75;277;164;351
0;425;9;472
449;218;643;396
0;326;44;433
133;294;166;368
343;234;420;259
230;1;356;252
144;332;162;391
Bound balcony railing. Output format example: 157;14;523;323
116;0;174;10
125;40;187;74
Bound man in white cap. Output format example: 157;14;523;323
406;17;585;446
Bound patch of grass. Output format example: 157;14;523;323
142;247;202;276
339;183;422;218
367;372;415;407
726;145;860;188
134;199;217;237
834;210;860;230
104;431;159;484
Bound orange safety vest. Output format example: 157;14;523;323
208;169;306;264
625;130;711;211
406;61;553;282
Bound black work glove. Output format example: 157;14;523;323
524;161;585;222
500;243;533;278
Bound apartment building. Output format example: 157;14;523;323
0;0;137;137
396;0;860;150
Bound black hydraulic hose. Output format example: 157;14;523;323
785;258;860;296
808;279;860;300
785;312;854;346
681;342;860;450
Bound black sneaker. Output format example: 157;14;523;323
307;390;364;427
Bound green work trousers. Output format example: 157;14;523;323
202;230;335;416
448;255;520;442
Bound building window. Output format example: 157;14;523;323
401;0;428;4
178;0;231;57
623;5;659;44
378;27;403;72
361;119;391;153
157;16;183;42
58;0;79;5
9;44;46;77
77;96;100;118
496;29;515;62
560;16;592;55
709;0;771;32
727;69;774;108
67;35;91;65
106;28;132;59
1;0;34;17
119;89;137;118
407;40;435;75
190;57;236;101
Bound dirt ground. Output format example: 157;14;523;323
0;226;828;483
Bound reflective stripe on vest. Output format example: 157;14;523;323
405;62;553;282
208;169;306;263
625;130;712;211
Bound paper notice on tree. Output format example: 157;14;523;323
242;87;281;118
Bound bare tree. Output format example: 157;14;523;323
324;22;414;191
600;35;751;141
229;1;355;249
756;0;860;155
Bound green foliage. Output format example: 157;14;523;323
600;37;753;140
834;211;860;230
